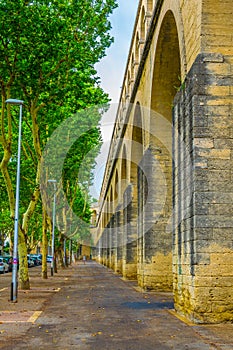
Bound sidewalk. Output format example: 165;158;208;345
0;261;232;349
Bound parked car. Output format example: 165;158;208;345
29;256;41;266
3;256;13;272
0;257;9;273
27;257;35;268
46;255;53;263
33;254;42;264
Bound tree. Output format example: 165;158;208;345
0;172;13;254
0;0;117;288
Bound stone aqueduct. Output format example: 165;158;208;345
92;0;233;324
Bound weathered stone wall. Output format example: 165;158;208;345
137;146;173;291
114;209;123;274
173;53;233;323
180;0;202;71
94;0;233;324
201;0;233;55
122;185;138;280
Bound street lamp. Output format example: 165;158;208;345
5;99;24;302
63;236;66;267
48;179;57;276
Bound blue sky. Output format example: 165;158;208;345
90;0;138;199
95;0;138;103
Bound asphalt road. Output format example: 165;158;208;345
0;261;233;349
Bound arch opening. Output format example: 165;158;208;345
143;10;181;291
140;6;146;41
151;10;181;121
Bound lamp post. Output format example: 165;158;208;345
5;99;24;302
63;236;66;267
48;179;57;276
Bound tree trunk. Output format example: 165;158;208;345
41;207;48;279
1;105;42;290
58;248;62;268
1;148;30;289
18;228;30;290
20;165;41;289
69;240;72;265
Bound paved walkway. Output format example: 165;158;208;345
0;261;232;349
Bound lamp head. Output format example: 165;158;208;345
5;99;24;105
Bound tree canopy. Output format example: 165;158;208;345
0;0;117;286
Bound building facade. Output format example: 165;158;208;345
94;0;233;324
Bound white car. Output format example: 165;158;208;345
46;255;53;263
0;257;9;273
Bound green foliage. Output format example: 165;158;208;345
0;0;117;105
0;0;117;250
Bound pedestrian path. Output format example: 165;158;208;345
0;261;232;349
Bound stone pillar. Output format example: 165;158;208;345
95;240;101;263
137;163;145;286
122;185;137;279
98;236;103;265
173;53;233;323
106;223;110;268
137;146;173;291
102;229;107;266
110;214;116;271
115;207;123;274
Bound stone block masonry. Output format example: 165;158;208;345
173;53;233;323
94;0;233;324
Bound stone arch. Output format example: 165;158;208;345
113;169;120;270
116;144;128;275
131;53;134;81
114;170;119;205
151;10;181;121
110;186;113;215
121;103;144;280
121;144;128;195
131;103;147;285
143;9;181;291
140;6;146;40
103;202;107;228
127;70;131;94
95;0;233;324
106;196;110;221
91;209;97;226
135;32;140;63
109;186;114;268
102;197;110;266
130;102;144;184
150;9;181;221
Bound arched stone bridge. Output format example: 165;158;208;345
93;0;233;324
